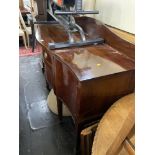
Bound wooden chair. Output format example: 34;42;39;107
19;21;27;49
80;93;135;155
30;0;38;18
30;0;38;52
19;9;32;47
25;0;39;52
92;93;135;155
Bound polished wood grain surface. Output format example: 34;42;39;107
36;16;135;154
36;17;135;60
54;44;134;81
76;17;135;60
36;17;135;89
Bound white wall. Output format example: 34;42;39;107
95;0;135;34
83;0;96;18
83;0;135;34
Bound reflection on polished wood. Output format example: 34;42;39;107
36;16;135;153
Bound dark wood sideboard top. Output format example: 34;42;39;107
36;17;134;82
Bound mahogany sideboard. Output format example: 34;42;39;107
36;16;135;154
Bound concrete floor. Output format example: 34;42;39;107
19;55;76;155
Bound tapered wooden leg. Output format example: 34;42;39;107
22;34;27;49
26;33;30;48
75;123;82;155
32;24;36;52
56;97;63;121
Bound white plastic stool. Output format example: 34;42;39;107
47;89;71;116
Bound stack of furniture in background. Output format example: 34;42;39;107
19;0;39;50
26;0;39;52
35;0;135;34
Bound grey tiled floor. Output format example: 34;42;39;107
19;55;76;155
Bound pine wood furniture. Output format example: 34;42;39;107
92;93;135;155
80;94;135;155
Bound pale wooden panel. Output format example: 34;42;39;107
19;0;24;9
107;25;135;44
95;0;135;34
